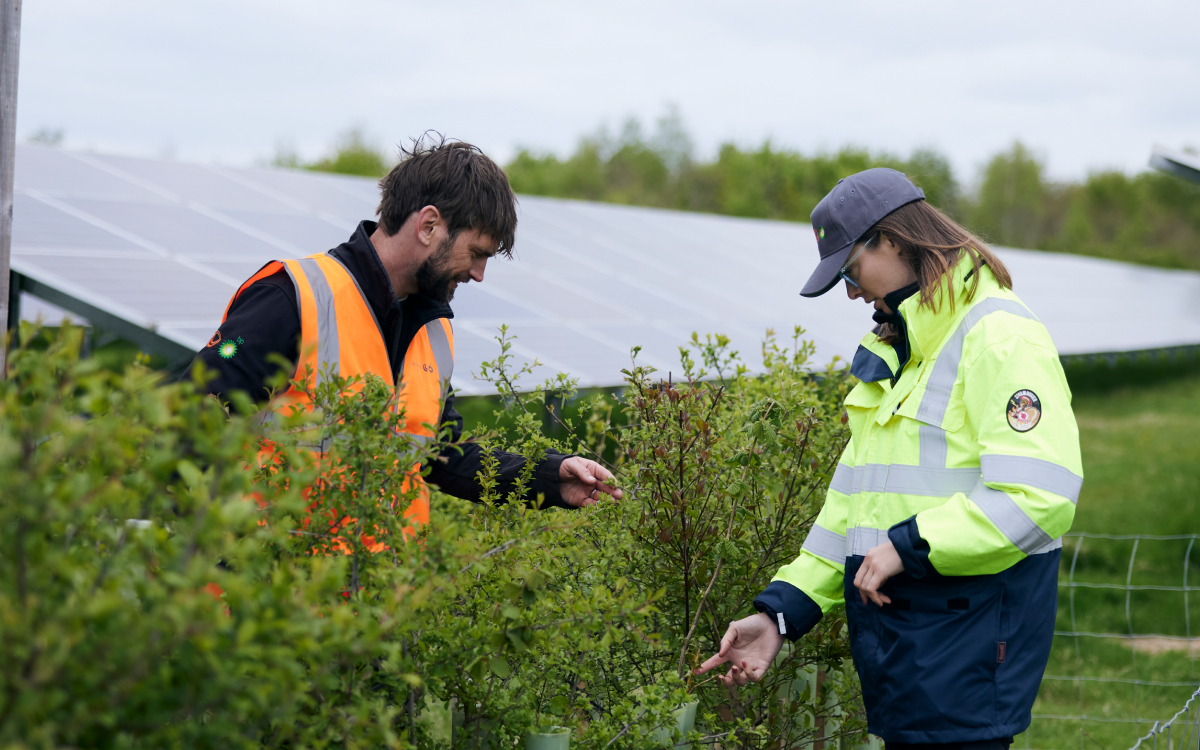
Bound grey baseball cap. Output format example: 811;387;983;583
800;168;925;297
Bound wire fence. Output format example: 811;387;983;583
1127;685;1200;750
1017;533;1200;750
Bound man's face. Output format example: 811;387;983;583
415;228;498;303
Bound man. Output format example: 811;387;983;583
190;137;620;516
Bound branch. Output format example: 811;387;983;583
678;556;722;676
455;523;575;575
603;708;648;748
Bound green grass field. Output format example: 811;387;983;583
1017;373;1200;750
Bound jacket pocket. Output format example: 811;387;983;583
893;382;966;433
870;576;1003;734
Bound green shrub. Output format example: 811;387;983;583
1;322;860;748
0;325;331;748
443;326;863;748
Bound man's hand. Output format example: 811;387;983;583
694;612;783;687
559;457;623;507
853;540;905;606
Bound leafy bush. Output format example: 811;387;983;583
1;322;861;748
1;326;331;748
439;326;863;748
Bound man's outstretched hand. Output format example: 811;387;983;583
559;457;623;507
694;612;784;687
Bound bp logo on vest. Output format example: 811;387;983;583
1007;389;1042;432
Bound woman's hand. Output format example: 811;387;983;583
853;540;905;606
693;612;783;686
559;457;623;507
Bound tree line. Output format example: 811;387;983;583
293;118;1200;271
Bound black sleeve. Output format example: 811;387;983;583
185;271;301;404
424;389;574;510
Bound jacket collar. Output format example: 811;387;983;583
849;256;999;383
898;255;999;363
331;220;454;327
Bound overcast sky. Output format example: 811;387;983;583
17;0;1200;186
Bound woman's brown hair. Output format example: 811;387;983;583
869;200;1012;345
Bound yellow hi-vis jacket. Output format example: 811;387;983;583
754;258;1082;743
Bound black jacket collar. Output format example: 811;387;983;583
328;221;453;379
330;220;454;329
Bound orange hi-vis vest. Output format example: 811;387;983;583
223;252;455;548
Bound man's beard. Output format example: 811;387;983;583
415;234;458;303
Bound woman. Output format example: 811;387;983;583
696;169;1082;750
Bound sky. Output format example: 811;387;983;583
16;0;1200;186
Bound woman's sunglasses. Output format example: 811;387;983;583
840;233;878;289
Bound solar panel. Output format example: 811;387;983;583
12;144;1200;395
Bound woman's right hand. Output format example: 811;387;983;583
694;612;784;686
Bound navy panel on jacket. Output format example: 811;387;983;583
754;580;824;641
850;344;895;383
843;550;1059;744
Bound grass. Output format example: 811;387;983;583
1017;372;1200;750
1069;373;1200;536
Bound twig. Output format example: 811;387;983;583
456;523;574;575
15;520;26;608
675;413;766;677
603;708;648;748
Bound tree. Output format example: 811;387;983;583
965;141;1048;248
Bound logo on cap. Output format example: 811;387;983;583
814;226;824;241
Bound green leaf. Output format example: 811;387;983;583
489;656;511;678
176;459;204;489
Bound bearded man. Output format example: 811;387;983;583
189;137;620;512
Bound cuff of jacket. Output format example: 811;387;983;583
752;580;823;642
535;452;574;510
888;516;933;579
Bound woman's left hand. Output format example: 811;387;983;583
854;541;905;606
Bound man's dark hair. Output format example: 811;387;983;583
376;133;517;257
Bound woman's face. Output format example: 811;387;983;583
843;234;919;313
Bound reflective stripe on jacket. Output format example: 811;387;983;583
223;252;455;543
756;258;1081;743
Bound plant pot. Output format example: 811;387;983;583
525;726;571;750
653;701;698;746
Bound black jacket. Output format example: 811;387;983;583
188;220;572;509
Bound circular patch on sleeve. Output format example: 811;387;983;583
1007;389;1042;432
217;341;238;360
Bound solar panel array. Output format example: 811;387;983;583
13;145;1200;394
